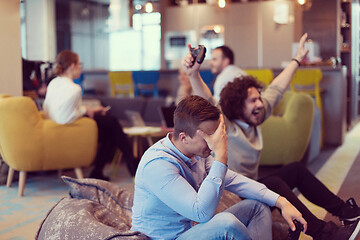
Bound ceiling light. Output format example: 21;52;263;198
135;4;142;10
297;0;306;5
218;0;226;8
145;2;153;13
214;25;221;33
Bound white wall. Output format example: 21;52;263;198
163;1;295;69
0;1;22;96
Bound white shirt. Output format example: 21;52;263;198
43;76;87;124
213;65;247;101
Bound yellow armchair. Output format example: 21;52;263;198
260;91;314;165
0;95;98;196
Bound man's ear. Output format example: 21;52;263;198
178;132;188;143
223;57;230;67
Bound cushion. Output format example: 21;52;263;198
36;177;148;240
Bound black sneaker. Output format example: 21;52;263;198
316;219;360;240
339;198;360;225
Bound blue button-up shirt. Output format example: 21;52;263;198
131;133;279;240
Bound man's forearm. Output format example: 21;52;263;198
270;60;299;90
189;72;213;100
214;148;228;166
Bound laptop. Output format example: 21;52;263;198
125;110;146;127
158;105;176;129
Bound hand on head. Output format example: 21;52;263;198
197;115;228;165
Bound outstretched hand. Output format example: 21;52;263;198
294;33;310;62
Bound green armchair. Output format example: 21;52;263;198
0;95;98;196
260;91;314;165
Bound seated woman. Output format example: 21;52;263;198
43;50;138;180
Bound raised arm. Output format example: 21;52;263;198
182;44;213;100
270;33;309;90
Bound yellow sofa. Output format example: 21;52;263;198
0;95;98;196
260;91;314;165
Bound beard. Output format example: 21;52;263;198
243;108;263;126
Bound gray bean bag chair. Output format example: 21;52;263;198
36;176;288;240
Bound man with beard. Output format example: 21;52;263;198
182;33;360;240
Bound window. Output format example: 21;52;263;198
109;12;161;70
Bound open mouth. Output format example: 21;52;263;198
252;109;260;117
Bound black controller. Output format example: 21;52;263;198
287;220;304;240
190;45;206;64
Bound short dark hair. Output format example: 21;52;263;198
219;76;263;121
173;95;221;140
214;45;234;65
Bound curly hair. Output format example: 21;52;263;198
54;50;79;76
219;76;263;121
173;95;221;140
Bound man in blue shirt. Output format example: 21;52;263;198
131;95;306;240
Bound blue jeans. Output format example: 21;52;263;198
176;199;272;240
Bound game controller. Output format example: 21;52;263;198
286;220;304;240
190;45;207;64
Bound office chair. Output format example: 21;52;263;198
108;71;134;98
73;72;85;96
132;71;160;98
199;70;215;94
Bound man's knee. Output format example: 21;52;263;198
262;175;286;191
214;212;243;231
235;199;272;224
284;162;303;172
248;199;272;217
